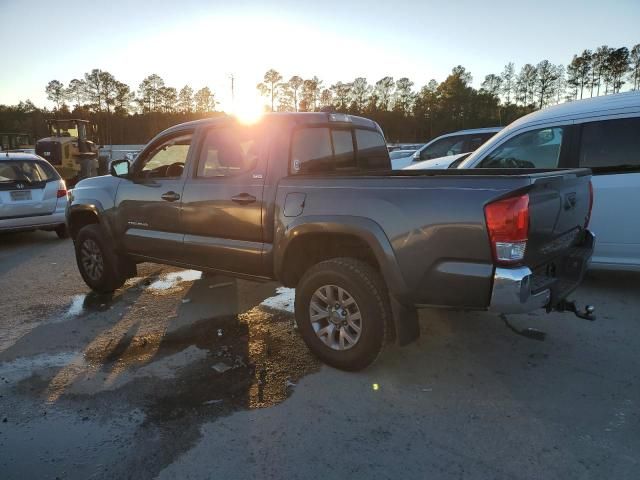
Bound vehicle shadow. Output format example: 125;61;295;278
1;268;321;478
5;270;319;414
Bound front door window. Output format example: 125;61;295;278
138;133;192;178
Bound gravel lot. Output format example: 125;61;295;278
0;230;638;479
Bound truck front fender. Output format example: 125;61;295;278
66;201;116;245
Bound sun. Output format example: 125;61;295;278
231;95;266;124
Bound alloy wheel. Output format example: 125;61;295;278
309;284;362;350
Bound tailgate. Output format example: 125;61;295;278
0;180;58;219
525;169;592;269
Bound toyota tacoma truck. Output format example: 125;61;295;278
67;113;595;370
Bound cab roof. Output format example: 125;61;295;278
161;112;381;136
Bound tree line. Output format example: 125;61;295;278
254;43;638;140
44;71;218;115
0;42;638;144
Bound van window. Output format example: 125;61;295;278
579;118;640;171
355;129;389;169
477;127;564;169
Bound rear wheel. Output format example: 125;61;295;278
75;224;126;293
295;258;390;371
55;224;69;239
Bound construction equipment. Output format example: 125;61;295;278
35;119;101;185
0;132;34;152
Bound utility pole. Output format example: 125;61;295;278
229;74;235;106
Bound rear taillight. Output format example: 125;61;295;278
484;194;529;265
57;181;67;199
585;180;593;228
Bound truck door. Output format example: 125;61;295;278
114;130;193;261
179;124;267;276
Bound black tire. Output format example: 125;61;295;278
295;258;390;371
55;224;69;239
74;224;126;293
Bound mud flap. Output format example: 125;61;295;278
390;295;420;346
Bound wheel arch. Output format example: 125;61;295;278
275;215;407;296
276;216;419;346
67;203;115;244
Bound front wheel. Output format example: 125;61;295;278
74;224;126;293
295;258;391;371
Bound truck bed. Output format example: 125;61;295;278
275;168;592;309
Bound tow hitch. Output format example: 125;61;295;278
554;299;596;321
501;301;596;342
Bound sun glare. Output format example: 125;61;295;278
231;96;266;124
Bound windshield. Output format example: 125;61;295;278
419;136;463;160
389;150;416;160
0;160;56;182
49;122;79;138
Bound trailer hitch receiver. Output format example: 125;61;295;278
554;299;596;321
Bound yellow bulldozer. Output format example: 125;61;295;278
35;119;102;186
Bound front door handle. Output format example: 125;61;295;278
161;191;181;202
231;193;256;205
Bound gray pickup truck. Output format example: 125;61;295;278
67;113;595;370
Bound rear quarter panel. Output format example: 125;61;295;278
274;174;531;308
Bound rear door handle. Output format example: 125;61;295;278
231;193;256;205
161;191;181;202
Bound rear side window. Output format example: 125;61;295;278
332;129;355;169
291;127;387;174
197;127;259;178
579;118;640;171
477;127;564;169
354;129;389;169
291;128;334;173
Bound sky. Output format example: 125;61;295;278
1;0;639;112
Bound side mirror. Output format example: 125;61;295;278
110;159;130;177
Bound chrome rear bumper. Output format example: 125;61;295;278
488;267;550;314
489;230;595;315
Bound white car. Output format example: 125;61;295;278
389;149;418;161
440;92;640;271
392;127;502;169
404;152;470;170
0;152;69;238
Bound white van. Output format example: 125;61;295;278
451;92;640;271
